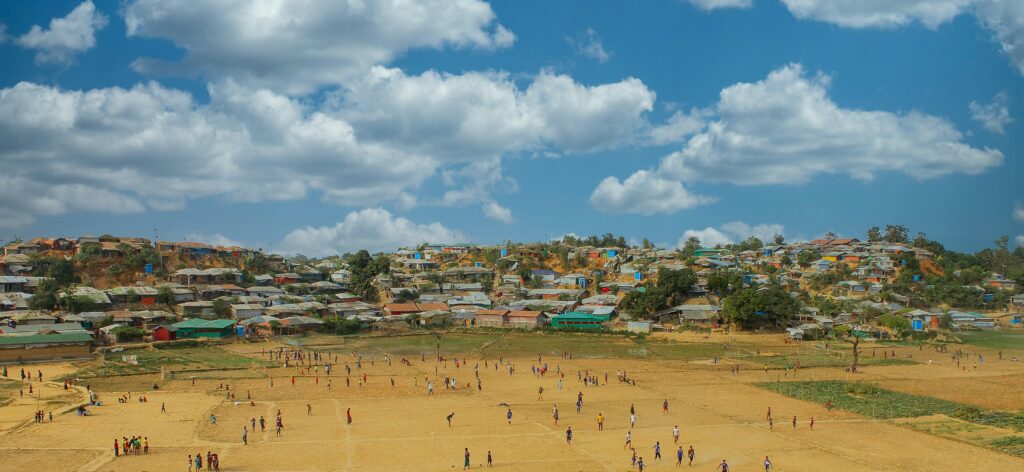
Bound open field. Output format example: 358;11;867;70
0;331;1022;471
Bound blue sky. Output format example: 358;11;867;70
0;0;1021;255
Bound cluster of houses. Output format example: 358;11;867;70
0;235;1020;362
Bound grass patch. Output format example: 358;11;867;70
760;380;1024;433
990;436;1024;457
290;331;728;361
78;345;268;377
759;380;965;418
958;331;1024;351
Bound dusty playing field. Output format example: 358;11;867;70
0;332;1022;471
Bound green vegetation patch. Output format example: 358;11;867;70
759;380;966;419
990;436;1024;457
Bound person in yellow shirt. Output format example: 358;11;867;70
596;412;605;431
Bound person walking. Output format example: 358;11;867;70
242;426;248;445
672;425;680;444
464;448;471;470
764;456;773;471
717;459;729;471
687;445;695;466
654;442;662;462
566;426;573;444
676;446;684;466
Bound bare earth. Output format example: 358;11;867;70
1;333;1022;471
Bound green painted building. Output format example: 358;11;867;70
172;318;237;339
549;312;605;330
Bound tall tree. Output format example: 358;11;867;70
883;225;909;243
866;226;881;242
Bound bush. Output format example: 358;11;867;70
111;326;146;343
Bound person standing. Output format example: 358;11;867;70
464;448;471;470
487;450;492;467
597;412;605;431
663;399;669;414
506;408;513;425
347;408;353;425
566;426;573;444
188;454;193;471
687;445;695;466
672;425;680;444
676;446;684;466
717;459;729;471
764;456;773;471
114;439;119;457
792;416;797;429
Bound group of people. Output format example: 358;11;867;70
113;436;148;457
188;451;221;471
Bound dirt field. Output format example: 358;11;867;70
0;332;1022;471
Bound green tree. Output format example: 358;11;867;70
721;286;799;329
883;224;909;243
797;250;820;268
28;278;59;310
656;267;697;305
772;234;785;245
157;286;175;305
866;226;882;242
681;236;701;257
112;326;146;342
212;299;232;319
47;259;76;286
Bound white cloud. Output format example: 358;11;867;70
0;23;8;44
773;1;1024;76
337;67;656;158
648;109;708;145
16;1;107;65
687;0;754;11
568;28;611;63
1017;235;1024;248
658;64;1001;185
678;227;732;248
593;64;999;214
974;0;1024;76
124;0;514;94
1014;202;1024;222
780;0;969;29
589;170;714;215
277;208;466;256
482;201;514;223
970;92;1013;133
0;80;434;228
677;221;785;248
184;232;242;248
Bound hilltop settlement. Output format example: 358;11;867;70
1;227;1022;362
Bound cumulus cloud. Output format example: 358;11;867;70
970;92;1013;133
336;67;653;159
0;60;662;229
780;0;969;29
277;208;466;256
1014;202;1024;222
659;64;1001;185
687;0;754;11
974;0;1024;76
677;221;785;248
184;232;243;248
589;170;714;215
1017;235;1024;247
482;201;514;223
16;1;107;64
772;1;1024;76
0;23;8;44
592;64;999;214
647;109;708;145
568;28;611;63
124;0;514;94
0;81;433;228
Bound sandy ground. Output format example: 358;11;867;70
0;337;1022;471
